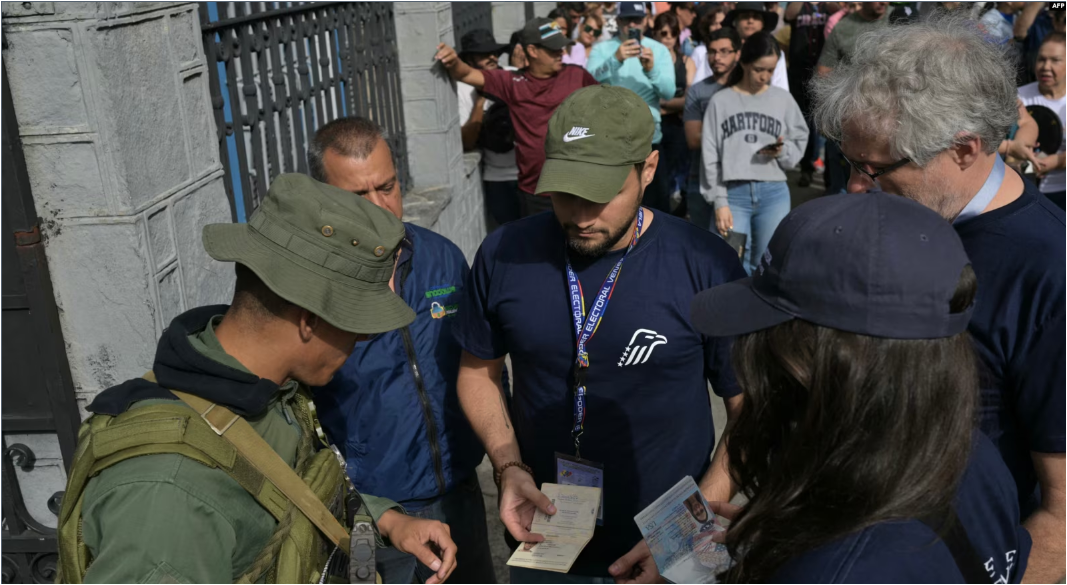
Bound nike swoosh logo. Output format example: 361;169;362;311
562;134;594;142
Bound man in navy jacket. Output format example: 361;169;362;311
309;118;494;584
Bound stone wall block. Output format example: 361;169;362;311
171;177;235;309
399;68;441;104
433;153;487;264
170;9;200;65
3;28;89;131
91;16;191;211
22;140;108;217
146;206;175;270
44;220;158;404
407;134;453;190
182;72;218;175
156;265;184;327
395;12;440;66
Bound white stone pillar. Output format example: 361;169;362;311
394;2;486;263
3;2;234;411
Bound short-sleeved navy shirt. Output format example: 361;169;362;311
954;178;1065;518
452;210;746;575
775;433;1031;583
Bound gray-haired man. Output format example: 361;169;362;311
812;14;1065;582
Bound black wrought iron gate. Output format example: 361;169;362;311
451;2;494;43
200;2;409;220
1;45;82;585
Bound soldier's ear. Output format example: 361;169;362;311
297;310;319;343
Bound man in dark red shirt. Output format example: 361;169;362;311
437;17;599;216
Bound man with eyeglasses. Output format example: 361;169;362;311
588;2;676;213
683;27;742;230
813;15;1065;583
816;1;889;194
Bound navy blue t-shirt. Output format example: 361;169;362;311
776;433;1032;583
452;210;746;575
954;179;1065;518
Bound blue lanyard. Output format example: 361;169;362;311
565;208;645;457
954;154;1005;224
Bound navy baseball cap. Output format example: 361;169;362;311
617;2;648;19
690;191;975;339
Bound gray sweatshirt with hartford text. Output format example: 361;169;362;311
699;86;809;209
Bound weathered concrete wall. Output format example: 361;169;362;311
395;2;487;264
434;153;488;265
2;1;233;523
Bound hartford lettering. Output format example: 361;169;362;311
720;112;783;140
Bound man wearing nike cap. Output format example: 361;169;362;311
436;17;598;217
452;85;747;583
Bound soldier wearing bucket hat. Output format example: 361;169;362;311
687;192;1032;584
58;174;460;584
451;84;748;582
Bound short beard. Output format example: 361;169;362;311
898;168;969;221
564;194;642;259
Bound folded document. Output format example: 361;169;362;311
506;483;601;573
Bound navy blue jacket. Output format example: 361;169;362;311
314;224;485;508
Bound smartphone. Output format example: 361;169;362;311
628;28;642;42
757;140;783;154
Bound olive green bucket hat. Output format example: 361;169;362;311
202;173;415;334
535;85;655;203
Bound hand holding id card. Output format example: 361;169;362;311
634;476;734;583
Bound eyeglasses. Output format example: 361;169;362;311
583;24;603;36
839;148;912;181
708;48;737;57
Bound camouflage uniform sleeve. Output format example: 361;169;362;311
362;493;403;522
82;479;238;583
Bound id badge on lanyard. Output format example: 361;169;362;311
560;208;645;527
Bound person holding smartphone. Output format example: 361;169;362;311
700;31;808;275
588;2;677;213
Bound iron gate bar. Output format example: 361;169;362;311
451;2;494;44
1;41;80;469
198;2;237;221
2;34;80;584
202;2;409;216
200;1;322;33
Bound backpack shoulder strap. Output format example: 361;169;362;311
167;388;351;551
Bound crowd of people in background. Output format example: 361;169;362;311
443;1;1065;274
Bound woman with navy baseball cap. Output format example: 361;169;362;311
689;191;1032;583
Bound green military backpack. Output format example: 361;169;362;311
56;373;379;584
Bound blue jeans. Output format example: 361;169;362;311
727;181;791;275
376;475;496;584
510;567;614;583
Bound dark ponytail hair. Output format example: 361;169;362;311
720;265;980;583
724;30;779;87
